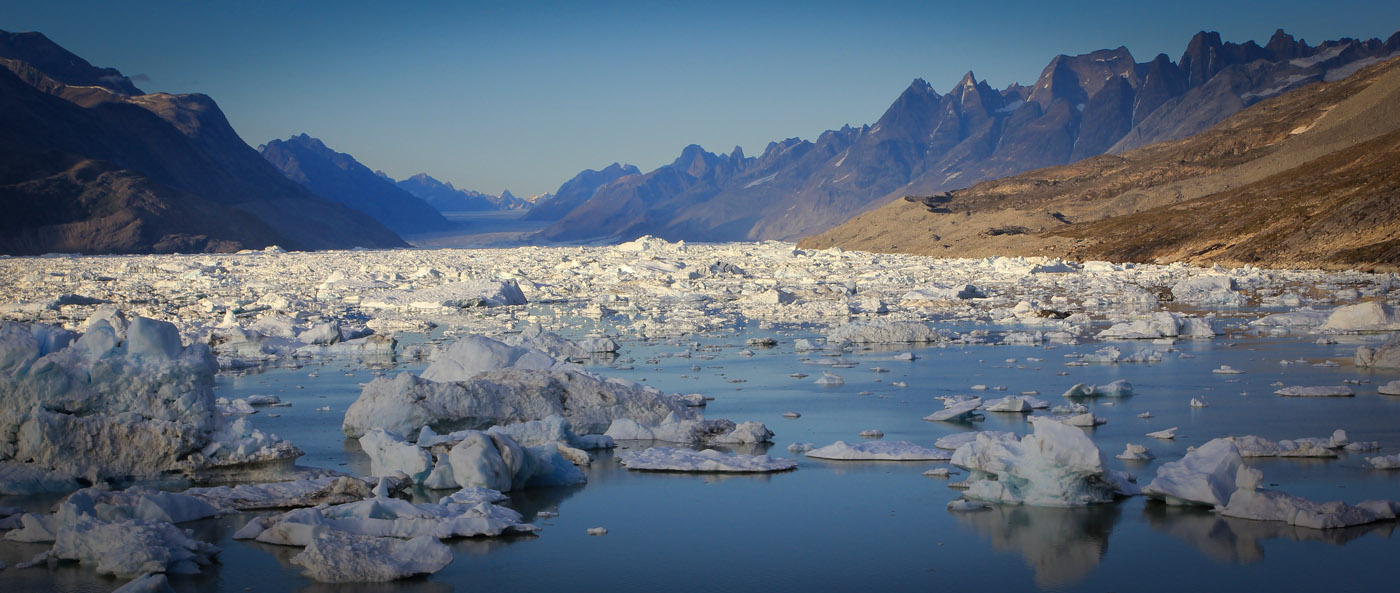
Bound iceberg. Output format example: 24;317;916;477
950;417;1137;506
618;447;797;472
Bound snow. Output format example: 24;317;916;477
950;417;1137;506
618;447;797;472
743;173;778;189
805;440;951;461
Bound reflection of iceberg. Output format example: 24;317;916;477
1143;503;1395;565
951;503;1122;588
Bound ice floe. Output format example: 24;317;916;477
805;441;951;461
617;447;797;472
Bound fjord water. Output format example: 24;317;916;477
6;312;1400;592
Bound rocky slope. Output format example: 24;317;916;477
0;30;407;254
539;29;1399;244
260;135;453;234
799;56;1400;272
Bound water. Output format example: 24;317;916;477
4;319;1400;592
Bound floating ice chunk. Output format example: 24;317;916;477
1212;365;1244;374
587;527;608;536
604;415;772;445
1190;398;1208;407
1274;385;1355;397
359;428;433;483
184;476;374;511
1320;301;1400;332
290;529;452;582
1171;276;1244;307
1116;444;1154;460
924;398;984;423
1147;427;1178;439
985;396;1033;413
1356;333;1400;368
924;468;953;478
1223;435;1338;458
827;320;945;343
893;352;917;361
1143;438;1246;506
1378;380;1400;395
113;572;177;593
805;441;951;461
814;371;844;385
1061;380;1133;398
1079;347;1121;363
618;448;797;473
950;417;1136;506
420;335;557;382
1366;454;1400;469
49;513;221;579
1097;312;1217;340
1056;413;1106;427
343;368;692;438
947;500;992;512
859;429;884;438
787;442;814;454
0;318;299;491
935;432;1009;450
901;284;985;304
1221;488;1391;529
1251;308;1330;328
360;279;526;310
782;411;801;418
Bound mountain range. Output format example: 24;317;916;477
536;29;1400;244
800;52;1400;271
0;30;406;254
393;173;529;213
259;134;454;235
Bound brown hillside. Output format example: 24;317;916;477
799;56;1400;272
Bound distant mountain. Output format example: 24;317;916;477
525;162;641;221
538;29;1400;244
394;173;528;213
799;55;1400;271
0;30;406;254
260;135;453;235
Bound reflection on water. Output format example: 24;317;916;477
1144;502;1396;565
951;503;1122;588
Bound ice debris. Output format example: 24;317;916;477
805;441;951;461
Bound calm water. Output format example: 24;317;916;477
4;313;1400;593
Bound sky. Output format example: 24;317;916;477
7;1;1400;197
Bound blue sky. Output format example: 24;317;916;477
8;1;1400;197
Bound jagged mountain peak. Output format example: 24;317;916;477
0;29;143;95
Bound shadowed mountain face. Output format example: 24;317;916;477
259;135;454;235
394;173;528;213
525;162;641;222
0;30;407;254
799;55;1400;272
538;29;1400;244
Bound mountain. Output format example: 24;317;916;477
537;29;1400;244
0;30;406;254
394;173;528;213
525;162;641;221
259;135;453;234
798;55;1400;272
